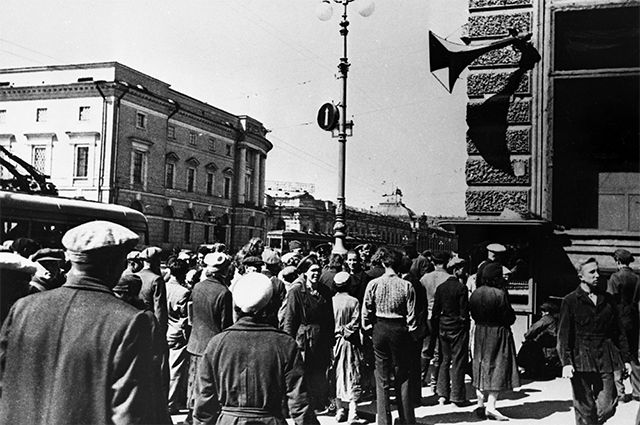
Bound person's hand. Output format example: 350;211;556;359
562;365;574;379
625;362;632;377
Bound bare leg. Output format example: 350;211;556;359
486;392;509;421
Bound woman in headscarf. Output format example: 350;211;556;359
469;262;519;421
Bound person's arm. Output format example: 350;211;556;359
283;289;301;338
153;276;168;335
361;280;376;333
193;346;221;425
459;284;470;327
219;290;233;330
111;312;154;425
431;286;442;326
406;281;417;334
556;297;575;378
342;299;361;340
285;343;319;425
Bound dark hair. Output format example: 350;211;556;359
167;257;189;278
398;254;413;274
403;244;418;259
296;254;320;274
327;253;344;270
376;246;403;271
198;246;212;255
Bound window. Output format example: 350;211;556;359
189;132;197;146
132;151;145;184
36;108;47;122
245;174;253;203
31;146;47;173
204;225;210;244
167;125;175;139
74;146;89;178
184;222;191;244
136;112;147;129
163;221;170;242
165;162;175;189
206;172;215;196
187;168;196;192
208;138;216;152
79;106;90;121
224;176;231;199
226;144;232;156
0;110;6;124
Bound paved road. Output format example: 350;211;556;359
172;377;637;424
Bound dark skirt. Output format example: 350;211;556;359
473;324;519;392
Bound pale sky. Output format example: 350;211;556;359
0;0;469;216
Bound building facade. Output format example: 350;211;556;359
0;62;271;251
464;0;639;271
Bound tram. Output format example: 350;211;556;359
266;229;385;253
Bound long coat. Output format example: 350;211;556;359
469;285;519;392
138;268;169;335
187;276;233;356
194;317;319;425
0;273;158;424
332;292;362;402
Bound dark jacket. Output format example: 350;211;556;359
187;276;233;356
0;273;157;424
557;286;630;373
432;276;469;332
607;266;640;356
138;268;169;335
194;317;319;425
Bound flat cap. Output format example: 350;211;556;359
204;252;230;269
281;252;300;266
127;250;141;261
30;248;65;263
0;252;38;275
447;256;467;269
486;243;506;253
232;272;273;314
242;256;264;266
262;249;281;265
139;246;162;261
333;271;351;288
62;221;138;255
613;248;634;264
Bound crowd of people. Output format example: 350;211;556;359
0;221;637;425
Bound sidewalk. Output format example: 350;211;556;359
171;377;637;424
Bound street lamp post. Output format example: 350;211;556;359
317;0;374;255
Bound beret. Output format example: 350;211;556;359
139;246;163;261
242;256;263;266
486;243;507;253
0;252;38;275
613;248;634;264
262;249;281;265
281;265;298;278
62;221;139;254
204;252;230;268
30;248;65;263
333;271;351;288
232;272;273;314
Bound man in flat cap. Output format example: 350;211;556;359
475;243;507;288
558;257;631;425
28;248;66;293
186;252;233;424
0;220;158;424
194;272;318;425
138;246;169;336
606;249;640;402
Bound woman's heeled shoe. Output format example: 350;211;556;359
485;409;509;421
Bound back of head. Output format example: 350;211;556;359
167;256;189;279
432;251;450;266
11;238;41;259
613;248;634;266
232;272;273;317
481;262;506;288
376;246;402;271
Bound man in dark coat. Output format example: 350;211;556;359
186;252;233;424
0;221;158;424
432;274;470;406
558;257;631;425
138;246;169;335
194;272;318;425
606;248;640;402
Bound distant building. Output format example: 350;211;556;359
0;62;271;251
264;188;457;251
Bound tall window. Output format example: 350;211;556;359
0;110;6;124
245;174;253;203
224;176;231;199
136;112;147;129
79;106;90;121
189;132;197;146
204;224;210;244
208;138;216;152
31;146;47;173
167;125;176;139
163;221;170;242
132;151;145;184
74;146;89;178
165;162;175;189
226;144;232;156
187;168;196;192
206;172;215;196
184;222;191;244
36;108;47;122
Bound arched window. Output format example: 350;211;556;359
162;206;174;243
247;216;255;227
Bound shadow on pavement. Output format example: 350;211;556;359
500;399;573;420
417;410;485;424
501;388;541;400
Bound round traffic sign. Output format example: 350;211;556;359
317;103;340;131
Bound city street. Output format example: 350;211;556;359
172;377;637;424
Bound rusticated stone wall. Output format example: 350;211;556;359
465;0;537;215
